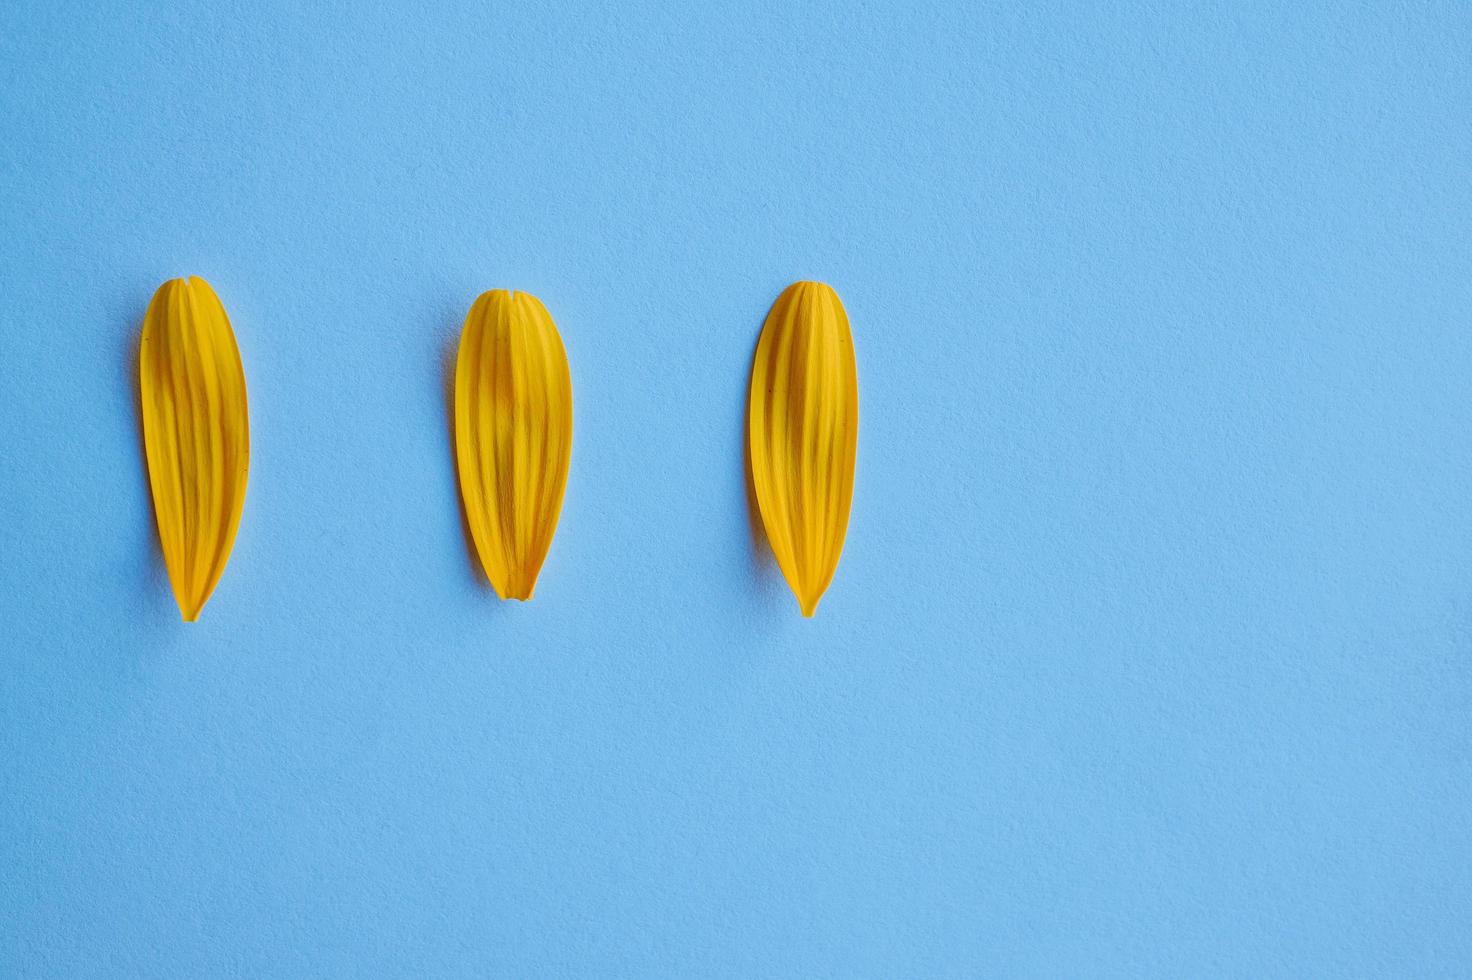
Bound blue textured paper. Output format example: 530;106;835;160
2;1;1470;975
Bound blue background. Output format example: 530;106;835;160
2;0;1470;975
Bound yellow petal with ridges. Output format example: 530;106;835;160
138;277;250;622
749;281;858;616
454;290;573;600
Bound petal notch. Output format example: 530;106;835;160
748;281;859;616
454;290;573;600
138;277;250;621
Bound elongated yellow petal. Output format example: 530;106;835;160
749;281;858;616
454;290;573;600
138;277;250;622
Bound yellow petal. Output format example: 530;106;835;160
454;290;573;600
138;277;250;622
749;281;858;616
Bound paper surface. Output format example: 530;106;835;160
2;1;1470;975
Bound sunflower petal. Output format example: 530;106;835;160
138;277;250;622
749;281;858;616
454;290;573;600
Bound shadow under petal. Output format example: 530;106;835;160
742;326;781;583
442;325;490;590
125;295;178;627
